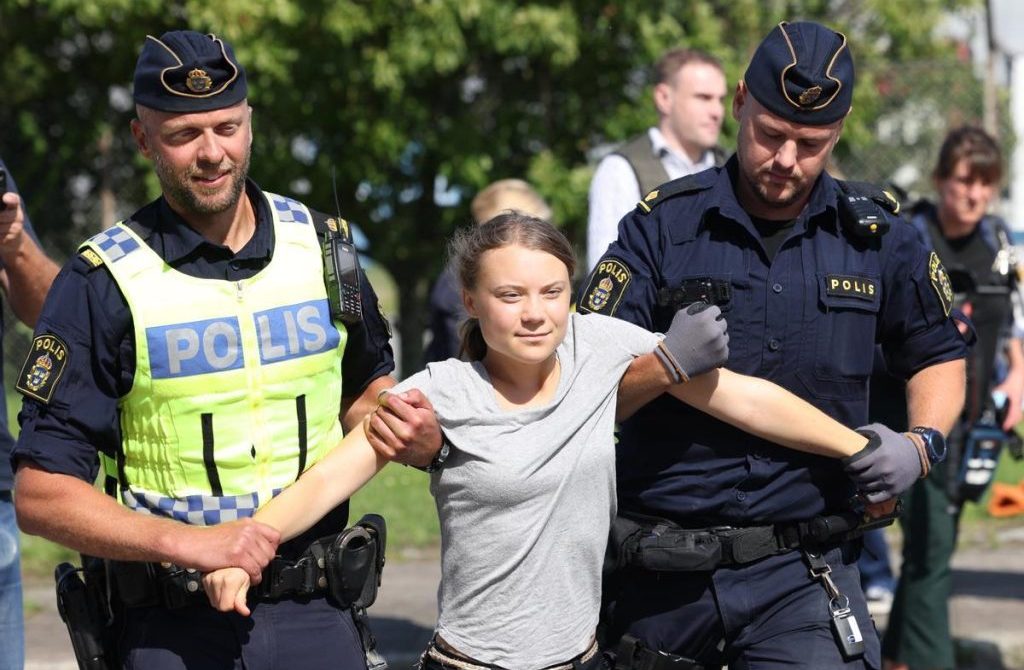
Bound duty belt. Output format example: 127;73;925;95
611;505;900;573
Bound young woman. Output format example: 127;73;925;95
204;213;894;670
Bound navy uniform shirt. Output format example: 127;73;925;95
13;181;394;554
582;159;966;526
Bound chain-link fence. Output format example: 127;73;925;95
840;59;1013;208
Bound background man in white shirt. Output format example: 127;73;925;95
586;48;727;270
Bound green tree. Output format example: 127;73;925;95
0;0;981;374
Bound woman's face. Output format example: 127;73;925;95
936;158;997;231
463;244;571;370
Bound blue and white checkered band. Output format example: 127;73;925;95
88;227;141;262
268;194;310;224
120;488;265;525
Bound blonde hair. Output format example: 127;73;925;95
469;179;552;225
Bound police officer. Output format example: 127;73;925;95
882;126;1024;670
581;21;967;669
12;31;440;669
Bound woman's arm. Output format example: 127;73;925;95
666;368;867;457
255;420;388;542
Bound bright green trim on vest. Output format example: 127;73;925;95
83;193;346;523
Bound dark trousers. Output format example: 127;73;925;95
881;461;960;669
610;544;881;669
858;529;895;593
118;595;366;669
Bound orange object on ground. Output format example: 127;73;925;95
987;481;1024;517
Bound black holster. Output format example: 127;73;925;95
325;513;386;609
55;557;116;670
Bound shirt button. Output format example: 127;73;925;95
772;283;783;293
768;338;781;351
735;491;747;501
230;261;241;270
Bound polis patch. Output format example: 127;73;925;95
825;275;877;301
580;258;631;314
16;334;70;403
928;251;953;316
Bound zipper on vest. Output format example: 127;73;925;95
235;280;244;302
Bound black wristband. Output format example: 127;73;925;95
844;429;882;467
413;440;450;474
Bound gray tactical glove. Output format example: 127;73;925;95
843;423;928;503
653;302;729;383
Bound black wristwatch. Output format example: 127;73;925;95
415;440;450;474
910;426;947;465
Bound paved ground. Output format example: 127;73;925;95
21;527;1024;669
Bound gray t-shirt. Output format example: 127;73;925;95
394;312;659;668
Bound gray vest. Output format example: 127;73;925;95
613;132;726;196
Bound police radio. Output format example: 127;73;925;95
0;166;7;210
323;168;363;326
323;230;363;326
837;191;890;238
836;181;897;238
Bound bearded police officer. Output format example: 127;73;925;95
583;22;967;669
13;30;440;669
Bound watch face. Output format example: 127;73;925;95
914;427;947;463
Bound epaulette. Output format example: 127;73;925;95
836;180;901;216
77;247;106;270
311;210;354;244
636;171;716;214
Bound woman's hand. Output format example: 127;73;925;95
202;567;252;616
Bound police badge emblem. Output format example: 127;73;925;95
578;258;631;315
186;68;213;93
928;251;953;316
25;354;53;391
798;85;823;107
16;334;69;403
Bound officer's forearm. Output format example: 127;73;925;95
668;369;868;457
340;375;395;432
15;463;206;563
905;358;966;435
616;352;674;420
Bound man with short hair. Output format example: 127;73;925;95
13;30;440;669
583;21;967;669
586;48;727;270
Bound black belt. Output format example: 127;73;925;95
252;544;330;601
110;543;333;609
611;507;898;573
614;636;705;670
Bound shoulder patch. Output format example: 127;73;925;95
636;171;715;214
16;334;70;404
78;248;105;269
578;257;631;315
928;251;953;316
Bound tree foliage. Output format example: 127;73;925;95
0;0;981;373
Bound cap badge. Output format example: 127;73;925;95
186;68;213;93
798;85;823;107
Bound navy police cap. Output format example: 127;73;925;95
744;21;854;126
133;31;247;113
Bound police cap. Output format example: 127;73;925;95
133;31;247;113
744;21;854;126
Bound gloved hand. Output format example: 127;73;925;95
654;302;729;383
844;423;928;503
